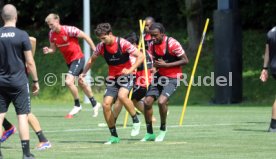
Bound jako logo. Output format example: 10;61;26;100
1;32;15;38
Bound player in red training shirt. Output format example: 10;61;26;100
141;22;189;142
112;32;157;126
43;13;101;118
80;23;144;144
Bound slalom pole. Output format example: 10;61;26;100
179;18;210;126
139;20;149;89
123;20;146;128
123;89;133;128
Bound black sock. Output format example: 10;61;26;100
21;140;30;156
270;119;276;128
2;118;13;130
109;126;118;137
36;130;48;142
146;122;153;134
74;99;80;107
160;123;166;131
131;114;139;123
89;97;97;107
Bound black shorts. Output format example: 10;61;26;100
67;58;85;76
131;85;147;101
146;74;178;100
104;75;134;99
0;83;31;115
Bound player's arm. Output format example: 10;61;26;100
122;49;144;75
24;50;39;95
260;44;269;82
78;30;96;52
82;54;98;75
29;37;36;56
43;42;56;54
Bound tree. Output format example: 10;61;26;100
185;0;203;54
0;0;4;26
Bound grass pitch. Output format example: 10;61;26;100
1;103;275;159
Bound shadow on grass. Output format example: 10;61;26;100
246;121;267;124
233;129;267;132
36;115;67;118
1;146;15;149
59;140;105;144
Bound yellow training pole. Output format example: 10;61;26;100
123;89;133;128
139;20;150;89
179;18;210;126
123;20;146;128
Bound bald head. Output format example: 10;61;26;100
1;4;17;22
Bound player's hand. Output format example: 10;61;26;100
260;69;268;82
32;82;40;96
151;67;157;73
43;47;50;54
154;59;166;68
121;68;131;75
78;73;86;83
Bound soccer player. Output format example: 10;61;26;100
0;4;38;159
43;13;101;118
144;17;155;49
141;22;189;142
260;26;276;132
80;23;144;144
113;32;157;126
1;37;51;151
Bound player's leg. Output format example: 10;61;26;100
0;87;10;157
65;73;82;117
103;81;120;144
268;99;276;132
102;96;120;144
13;84;35;158
140;95;156;141
132;85;157;123
78;77;101;117
155;78;178;142
113;99;123;123
1;118;16;142
28;113;51;150
65;59;83;118
0;112;6;158
118;87;141;136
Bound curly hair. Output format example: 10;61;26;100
94;23;112;36
149;22;165;33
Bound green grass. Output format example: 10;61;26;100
1;103;275;159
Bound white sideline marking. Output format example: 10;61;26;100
43;123;256;133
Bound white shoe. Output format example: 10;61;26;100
131;122;141;136
155;130;167;142
68;105;82;115
93;102;102;117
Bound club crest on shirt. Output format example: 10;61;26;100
163;49;166;54
62;36;68;41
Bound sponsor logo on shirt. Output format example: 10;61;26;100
109;55;120;61
62;36;68;41
1;32;15;38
